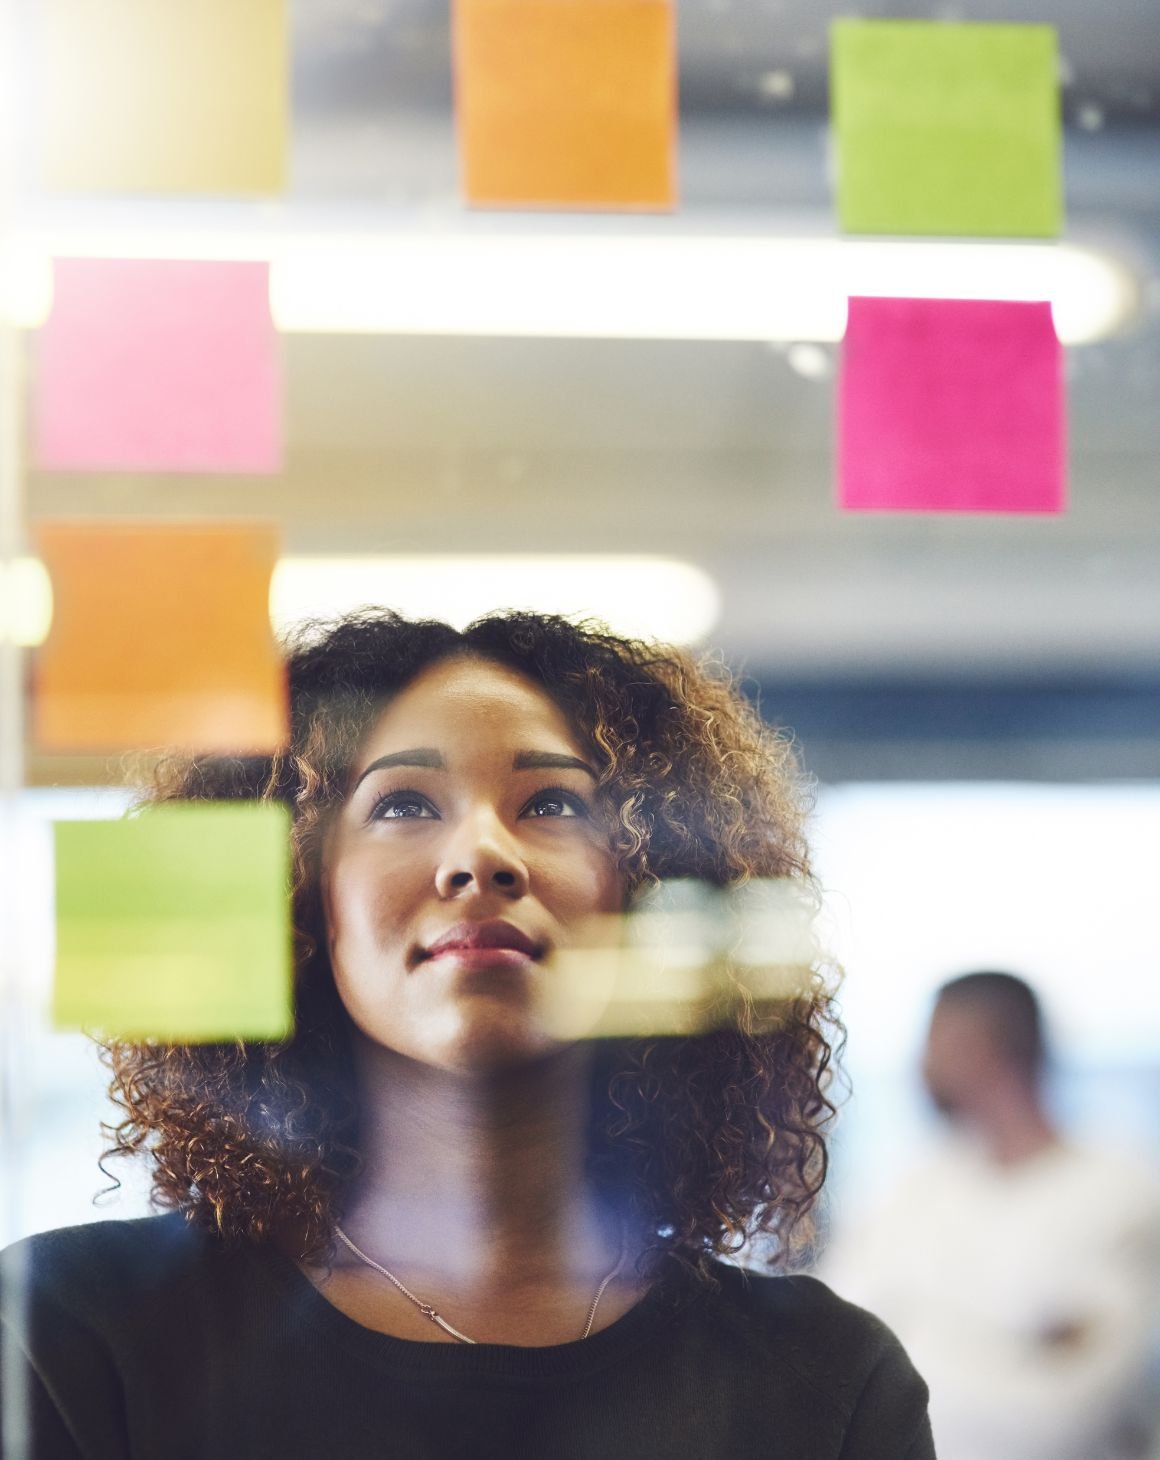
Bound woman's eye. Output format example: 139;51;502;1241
369;793;436;821
526;788;585;818
367;787;586;821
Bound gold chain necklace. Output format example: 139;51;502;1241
333;1223;626;1345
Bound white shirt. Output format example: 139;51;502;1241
819;1136;1160;1460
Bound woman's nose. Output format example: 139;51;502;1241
434;812;530;899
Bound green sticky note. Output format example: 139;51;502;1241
53;804;293;1042
831;19;1063;237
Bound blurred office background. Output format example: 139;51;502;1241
2;0;1158;1400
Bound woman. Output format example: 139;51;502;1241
1;610;934;1458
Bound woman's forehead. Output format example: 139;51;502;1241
358;656;587;760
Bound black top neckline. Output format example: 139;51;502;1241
256;1238;706;1380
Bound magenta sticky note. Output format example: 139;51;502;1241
838;296;1065;513
34;259;281;474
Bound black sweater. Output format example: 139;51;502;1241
0;1214;934;1459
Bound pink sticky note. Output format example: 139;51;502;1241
838;296;1065;513
35;259;281;474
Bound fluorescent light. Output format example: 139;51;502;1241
269;235;1134;345
5;555;721;650
269;556;721;646
0;248;52;328
1;228;1137;344
0;558;52;648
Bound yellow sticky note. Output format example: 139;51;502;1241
39;0;288;194
455;0;677;210
53;805;293;1042
35;521;287;754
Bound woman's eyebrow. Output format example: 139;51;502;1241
353;747;595;789
354;748;444;788
511;750;596;778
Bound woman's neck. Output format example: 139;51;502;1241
338;1039;619;1291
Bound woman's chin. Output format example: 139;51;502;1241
353;1000;572;1077
435;1016;569;1076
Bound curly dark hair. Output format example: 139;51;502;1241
100;609;843;1283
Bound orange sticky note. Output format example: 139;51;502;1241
454;0;677;210
35;522;287;753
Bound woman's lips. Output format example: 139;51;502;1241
426;946;536;972
424;919;540;960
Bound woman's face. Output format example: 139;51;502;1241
321;655;625;1073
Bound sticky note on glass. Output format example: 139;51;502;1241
34;259;281;474
35;521;287;752
839;297;1065;513
39;0;287;194
831;20;1062;237
53;806;293;1042
455;0;676;210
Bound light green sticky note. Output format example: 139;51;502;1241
831;19;1062;237
53;804;293;1042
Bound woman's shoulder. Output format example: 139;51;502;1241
699;1263;934;1453
1;1212;221;1319
710;1260;902;1335
703;1261;927;1390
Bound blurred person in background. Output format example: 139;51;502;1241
0;610;934;1459
822;970;1160;1460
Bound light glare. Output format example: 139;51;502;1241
11;554;720;651
0;558;53;648
0;230;1138;344
269;555;721;646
